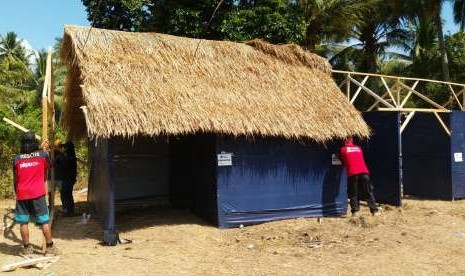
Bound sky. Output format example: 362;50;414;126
0;1;461;51
0;0;89;52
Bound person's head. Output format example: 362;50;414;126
54;139;63;149
344;137;354;145
20;132;39;154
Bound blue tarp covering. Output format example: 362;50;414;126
88;139;115;232
88;135;349;237
403;111;465;200
450;111;465;198
403;112;451;199
215;137;347;228
362;112;402;206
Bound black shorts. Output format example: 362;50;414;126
15;196;50;225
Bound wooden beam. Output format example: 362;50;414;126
80;105;92;137
338;78;346;89
442;88;464;107
348;76;395;108
434;112;451;136
367;91;389;111
350;76;369;104
398;81;446;110
378;108;451;113
448;84;464;110
41;49;52;254
381;77;397;107
346;75;350;100
399;80;419;108
48;47;56;223
1;257;59;272
400;111;415;134
2;118;42;140
332;69;465;88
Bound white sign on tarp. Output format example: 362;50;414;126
332;154;342;165
454;152;463;162
217;153;233;166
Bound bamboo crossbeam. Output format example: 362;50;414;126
367;91;389;111
400;111;416;134
2;118;42;140
434;112;451;136
399;80;419;108
378;108;451;113
397;81;446;110
346;75;350;99
380;77;397;107
350;76;369;104
443;88;464;107
348;76;395;108
447;84;463;110
332;70;465;88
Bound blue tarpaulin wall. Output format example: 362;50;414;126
403;111;465;200
362;112;402;206
88;135;348;236
216;136;347;228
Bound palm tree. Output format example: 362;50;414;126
297;0;376;51
0;32;29;64
328;1;409;73
400;0;450;81
453;0;465;32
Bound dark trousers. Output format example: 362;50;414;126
60;180;75;214
348;174;378;214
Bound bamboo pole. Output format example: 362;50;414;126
332;69;465;88
434;112;451;136
398;81;446;110
47;48;56;222
41;49;53;253
380;77;397;107
2;118;42;140
399;80;419;108
350;76;369;104
400;111;416;134
447;84;463;110
348;76;395;108
378;108;451;113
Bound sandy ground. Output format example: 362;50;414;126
2;194;465;275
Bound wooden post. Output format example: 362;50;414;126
41;49;53;253
346;74;351;100
48;48;56;222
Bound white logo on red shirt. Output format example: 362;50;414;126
19;161;40;169
346;146;361;153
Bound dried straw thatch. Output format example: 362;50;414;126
62;25;369;141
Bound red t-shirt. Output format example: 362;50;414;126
340;142;369;177
13;151;50;200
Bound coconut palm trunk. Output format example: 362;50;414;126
435;11;450;81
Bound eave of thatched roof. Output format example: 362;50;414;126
62;25;369;141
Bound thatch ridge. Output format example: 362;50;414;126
62;25;369;141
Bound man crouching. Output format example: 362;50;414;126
13;132;60;257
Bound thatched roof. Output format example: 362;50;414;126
62;26;369;141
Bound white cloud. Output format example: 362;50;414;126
20;39;38;66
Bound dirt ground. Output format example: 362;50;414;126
2;194;465;276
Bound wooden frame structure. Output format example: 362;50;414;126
41;48;56;223
332;70;465;135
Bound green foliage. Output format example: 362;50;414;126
0;32;73;199
221;0;305;43
447;31;465;82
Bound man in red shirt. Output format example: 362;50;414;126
13;132;59;256
340;137;379;216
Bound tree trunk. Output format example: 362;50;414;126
435;13;450;81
